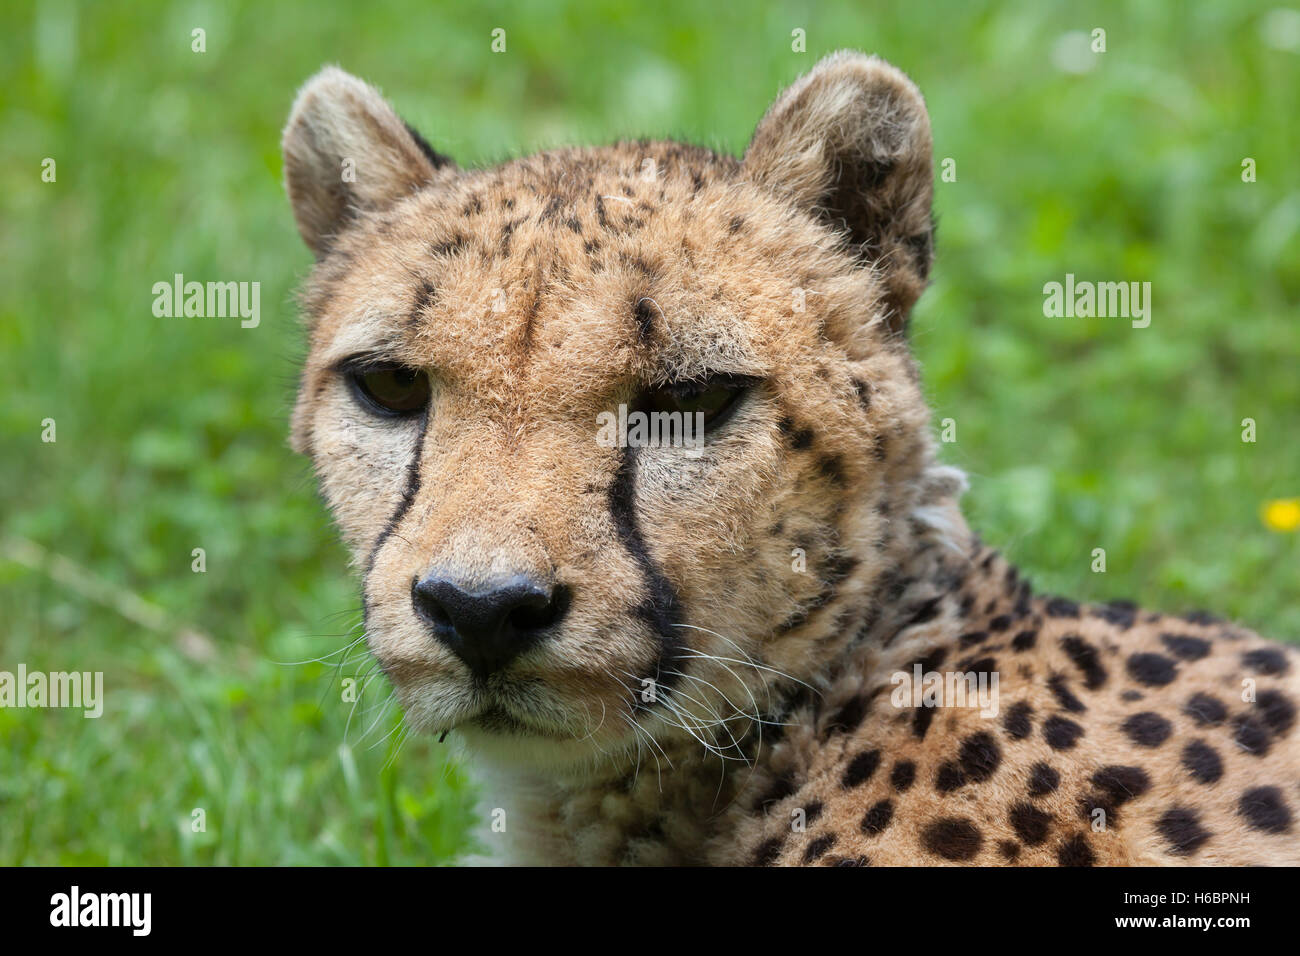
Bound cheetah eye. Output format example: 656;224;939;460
646;375;753;429
347;363;431;416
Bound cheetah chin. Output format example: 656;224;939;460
282;51;1300;865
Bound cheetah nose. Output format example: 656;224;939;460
411;571;568;677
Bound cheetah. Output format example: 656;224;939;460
281;51;1299;865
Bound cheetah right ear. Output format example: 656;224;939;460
282;66;455;257
743;51;934;331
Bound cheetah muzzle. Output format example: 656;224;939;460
282;51;1300;866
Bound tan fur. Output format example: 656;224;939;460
283;52;1299;865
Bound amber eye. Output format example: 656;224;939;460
646;376;752;429
347;364;431;416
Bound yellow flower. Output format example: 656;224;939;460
1262;498;1300;532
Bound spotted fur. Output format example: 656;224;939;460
283;53;1299;865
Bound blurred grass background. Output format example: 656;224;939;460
1;0;1297;864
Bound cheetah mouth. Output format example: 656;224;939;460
468;705;559;737
416;678;594;742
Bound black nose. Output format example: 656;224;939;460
411;572;567;677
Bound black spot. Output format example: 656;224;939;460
1160;633;1211;661
1242;647;1289;676
1122;712;1172;747
728;214;746;234
851;378;872;411
920;818;983;861
802;833;837;863
1048;675;1087;713
1003;565;1020;593
823;693;869;739
1028;762;1060;796
429;233;468;257
959;630;989;648
753;836;784;866
912;706;935;740
1005;701;1034;740
1045;597;1079;618
1156;808;1211;856
632;298;657;341
1089;765;1151;806
997;840;1021;861
538;193;566;223
1056;834;1095;866
1126;653;1178;687
1184;692;1227;726
988;614;1013;632
803;802;824;825
842;749;882;788
1092;600;1137;629
756;772;796;811
409;277;436;324
1181;740;1223;784
1256;689;1296;736
958;732;1001;782
955;654;996;675
818;455;846;485
902;594;942;628
1120;690;1143;702
1011;630;1038;651
1009;802;1053;846
890;760;916;792
1238;786;1292;834
860;800;894;835
1043;715;1085;750
1014;581;1034;617
1182;610;1221;625
1092;764;1154;801
783;419;814;449
1232;713;1271;756
1060;635;1108;689
1080;764;1151;828
831;855;870;867
935;761;965;792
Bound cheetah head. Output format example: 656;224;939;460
284;52;956;774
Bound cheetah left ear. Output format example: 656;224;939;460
282;66;456;257
743;51;934;330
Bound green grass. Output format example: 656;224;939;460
1;0;1297;864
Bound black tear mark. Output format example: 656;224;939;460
364;409;430;577
609;449;684;701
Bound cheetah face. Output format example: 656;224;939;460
284;53;939;772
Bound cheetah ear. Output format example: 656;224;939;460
282;66;455;257
743;51;934;330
